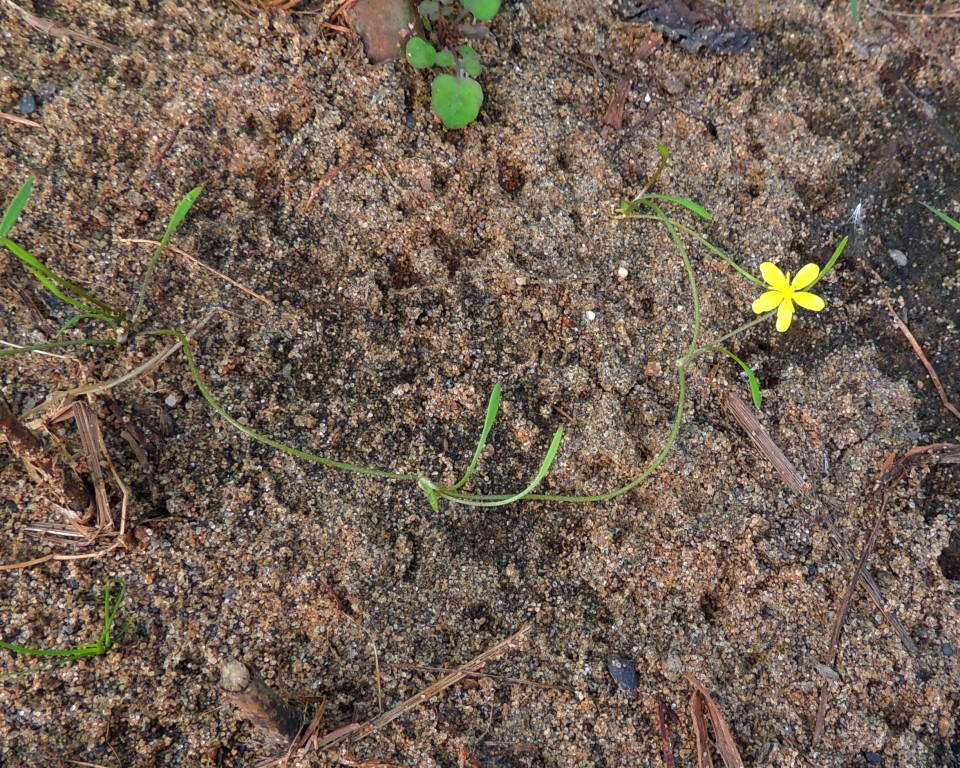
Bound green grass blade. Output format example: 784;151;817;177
706;346;761;408
0;178;34;238
806;236;847;289
2;237;121;319
132;186;203;322
439;426;564;507
851;0;858;24
923;202;960;233
640;194;713;220
448;382;501;491
57;311;120;336
0;580;130;675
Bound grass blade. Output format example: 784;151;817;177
2;236;121;319
132;186;203;322
440;426;564;507
923;202;960;233
449;382;501;491
0;178;33;238
806;236;847;289
640;194;713;220
706;346;762;408
851;0;858;24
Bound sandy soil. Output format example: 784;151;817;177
0;0;958;766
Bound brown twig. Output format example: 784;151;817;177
656;693;679;768
1;0;120;52
220;660;304;748
686;674;744;768
385;661;570;692
885;297;960;420
302;162;360;214
813;497;888;745
0;395;91;515
722;392;917;657
314;625;531;751
118;239;273;307
0;111;42;128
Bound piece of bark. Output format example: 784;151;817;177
220;660;303;747
0;395;91;516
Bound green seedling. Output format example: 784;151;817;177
1;150;845;513
0;579;131;679
405;1;500;128
923;202;960;233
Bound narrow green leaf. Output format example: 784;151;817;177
923;202;960;233
807;236;847;289
427;488;440;512
3;236;120;318
443;426;564;507
0;178;34;238
640;193;712;220
450;382;501;491
656;143;670;160
57;311;119;336
851;0;858;24
132;186;202;322
710;347;761;409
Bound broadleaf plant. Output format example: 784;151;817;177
405;0;500;129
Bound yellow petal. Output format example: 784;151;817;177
791;263;821;290
794;291;825;312
776;299;794;332
759;262;789;290
753;290;784;314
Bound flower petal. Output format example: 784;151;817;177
753;290;784;314
791;263;821;290
759;262;789;290
776;298;795;332
794;290;825;312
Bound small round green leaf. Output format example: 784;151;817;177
457;44;478;58
436;49;457;68
405;37;437;68
431;74;483;129
462;57;482;77
463;0;500;21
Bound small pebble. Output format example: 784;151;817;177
281;363;293;377
943;642;953;658
617;266;628;279
405;113;416;130
864;751;882;765
807;564;818;576
585;310;596;321
164;394;179;408
815;663;840;682
19;92;36;115
888;249;907;267
607;655;638;697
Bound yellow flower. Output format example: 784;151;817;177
752;262;825;332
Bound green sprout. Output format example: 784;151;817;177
0;580;132;679
923;202;960;233
405;0;500;128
